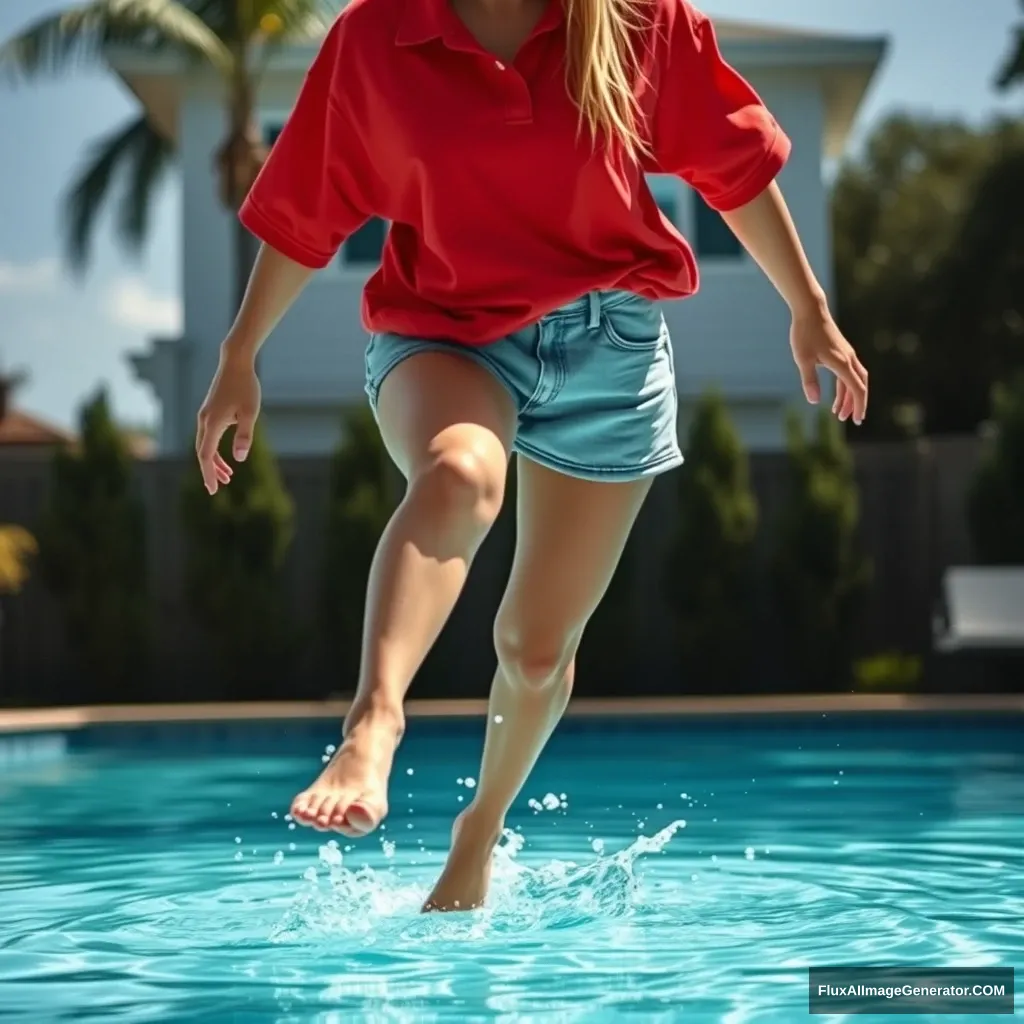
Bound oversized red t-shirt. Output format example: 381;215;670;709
239;0;791;344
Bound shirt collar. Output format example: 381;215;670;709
396;0;563;48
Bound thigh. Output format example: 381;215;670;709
497;456;651;643
375;349;518;480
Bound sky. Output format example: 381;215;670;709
0;0;1020;431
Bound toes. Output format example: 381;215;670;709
343;800;383;836
290;792;316;824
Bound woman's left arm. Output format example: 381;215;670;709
722;182;868;425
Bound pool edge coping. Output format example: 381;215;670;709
0;694;1022;733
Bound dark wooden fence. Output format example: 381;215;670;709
0;437;984;703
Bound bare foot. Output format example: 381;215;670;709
290;709;403;837
423;806;504;912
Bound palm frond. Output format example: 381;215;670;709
0;0;230;83
63;114;174;272
995;26;1024;90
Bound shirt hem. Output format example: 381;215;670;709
238;199;334;270
704;125;793;213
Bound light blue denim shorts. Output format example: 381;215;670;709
364;290;683;482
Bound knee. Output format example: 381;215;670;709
411;447;505;532
493;620;578;692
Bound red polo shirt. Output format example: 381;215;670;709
240;0;790;344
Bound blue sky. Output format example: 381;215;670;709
0;0;1020;430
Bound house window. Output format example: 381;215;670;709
647;175;679;226
343;218;387;267
263;120;386;270
693;193;742;259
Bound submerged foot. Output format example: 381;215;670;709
423;806;504;913
290;708;403;837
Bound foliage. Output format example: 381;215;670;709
665;392;758;689
0;526;36;595
966;372;1024;564
320;406;394;686
0;0;332;270
995;0;1024;89
832;114;1024;438
853;653;923;691
34;389;150;696
180;422;298;695
772;410;872;688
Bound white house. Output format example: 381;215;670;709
121;15;886;456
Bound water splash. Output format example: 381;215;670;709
269;820;686;945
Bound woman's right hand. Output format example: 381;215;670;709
195;351;262;495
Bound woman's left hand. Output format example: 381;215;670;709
790;307;868;425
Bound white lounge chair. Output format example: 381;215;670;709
934;566;1024;652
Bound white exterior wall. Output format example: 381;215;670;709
163;66;832;456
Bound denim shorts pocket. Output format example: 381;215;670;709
601;297;666;352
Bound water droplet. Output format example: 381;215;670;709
656;802;663;809
270;811;278;819
493;714;504;723
591;838;605;853
744;847;755;860
406;768;414;775
464;777;477;789
288;822;296;830
711;854;718;863
691;873;698;881
457;795;464;802
407;822;414;829
234;836;241;844
542;792;560;810
273;850;284;865
234;851;243;861
303;866;317;881
382;840;396;858
284;814;293;822
325;744;337;755
288;842;296;851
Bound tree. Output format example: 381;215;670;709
921;141;1024;432
35;389;151;698
664;392;758;690
180;421;298;695
995;0;1024;90
831;115;1024;438
771;409;872;689
0;0;331;302
319;406;393;688
967;372;1024;565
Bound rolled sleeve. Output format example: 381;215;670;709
651;2;792;211
239;17;374;268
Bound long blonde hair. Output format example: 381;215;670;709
564;0;648;159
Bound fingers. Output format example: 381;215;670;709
797;359;820;405
233;409;256;462
196;411;228;495
823;349;868;425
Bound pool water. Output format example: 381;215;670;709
0;715;1021;1022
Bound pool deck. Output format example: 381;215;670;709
0;694;1021;733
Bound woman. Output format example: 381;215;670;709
195;0;867;911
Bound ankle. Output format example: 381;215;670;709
343;698;405;740
458;801;505;846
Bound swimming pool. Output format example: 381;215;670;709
0;711;1020;1022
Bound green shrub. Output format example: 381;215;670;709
772;409;872;688
665;392;758;689
854;652;923;690
320;406;394;687
180;422;297;695
35;389;150;697
967;372;1024;564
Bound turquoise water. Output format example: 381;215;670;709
0;715;1021;1022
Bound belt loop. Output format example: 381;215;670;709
587;291;601;331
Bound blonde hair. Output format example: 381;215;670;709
565;0;648;160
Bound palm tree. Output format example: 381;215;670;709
0;0;332;307
996;0;1024;90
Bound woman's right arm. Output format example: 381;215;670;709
221;244;317;364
